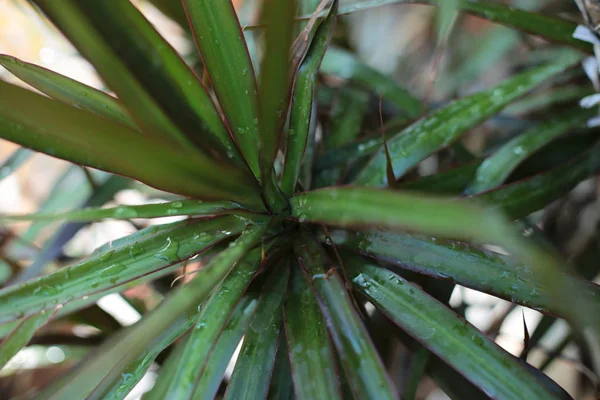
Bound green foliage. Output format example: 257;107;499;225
0;0;598;398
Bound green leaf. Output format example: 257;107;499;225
0;55;137;129
331;229;600;321
282;0;338;196
478;140;600;219
0;216;247;324
0;81;260;205
258;0;296;174
345;260;560;399
0;199;263;224
191;295;259;400
224;262;290;400
290;187;498;241
30;0;179;141
161;248;262;399
0;312;51;369
268;337;295;400
397;161;481;194
467;108;594;194
183;0;261;178
99;311;195;399
354;53;582;186
504;85;594;116
290;186;600;338
40;224;265;399
0;147;33;182
293;232;397;400
284;264;342;399
321;47;423;116
33;0;243;164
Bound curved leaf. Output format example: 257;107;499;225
478;140;600;219
161;248;262;399
321;47;423;116
331;229;600;320
467;108;594;194
31;0;179;141
0;199;263;224
0;216;247;324
282;0;338;196
284;264;342;400
0;81;261;205
40;224;265;400
33;0;244;164
293;232;397;400
0;55;137;129
354;53;582;186
183;0;261;178
345;259;561;400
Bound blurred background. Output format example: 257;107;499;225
0;0;598;398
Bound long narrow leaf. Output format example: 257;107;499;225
183;0;261;178
468;108;594;194
354;52;582;186
0;55;137;128
345;260;560;399
162;248;262;399
290;186;600;339
31;0;180;141
268;337;295;400
40;224;265;399
293;232;397;400
0;81;260;205
284;264;342;399
331;229;600;321
224;262;290;400
191;295;259;400
96;311;195;399
478;140;600;219
0;216;247;323
282;0;337;196
0;199;263;224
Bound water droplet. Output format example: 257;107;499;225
100;263;127;278
242;68;248;76
171;201;183;209
114;207;138;218
253;118;259;125
128;242;144;258
154;237;180;262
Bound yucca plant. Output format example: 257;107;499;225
0;0;599;398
